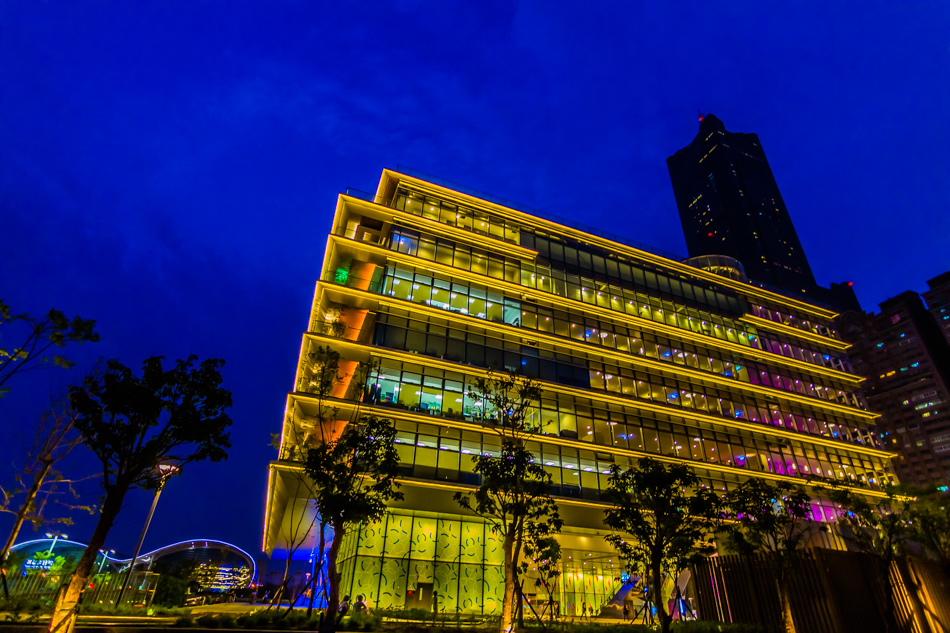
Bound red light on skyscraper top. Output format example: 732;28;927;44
707;232;713;237
699;116;704;121
848;282;853;286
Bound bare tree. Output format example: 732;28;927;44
0;387;97;599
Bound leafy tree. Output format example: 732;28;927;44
453;371;561;633
830;486;913;633
910;487;950;573
47;356;232;633
0;300;99;397
152;575;187;608
271;348;375;615
468;371;546;438
456;443;561;632
304;415;403;633
723;479;813;633
1;389;97;599
604;458;721;633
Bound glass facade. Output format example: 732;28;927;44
336;511;621;616
265;169;897;615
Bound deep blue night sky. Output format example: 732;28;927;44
2;2;949;560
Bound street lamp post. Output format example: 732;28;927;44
46;532;67;555
93;549;115;603
115;464;177;607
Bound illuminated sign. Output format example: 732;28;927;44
24;559;54;571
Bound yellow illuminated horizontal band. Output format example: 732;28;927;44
300;334;890;458
263;464;275;551
323;235;865;391
380;170;839;322
270;460;611;510
279;398;893;500
739;315;850;352
322;280;866;414
339;194;539;261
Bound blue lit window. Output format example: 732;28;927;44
876;343;884;348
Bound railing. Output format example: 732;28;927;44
3;568;157;608
344;187;380;203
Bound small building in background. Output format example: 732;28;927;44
3;537;256;606
839;281;950;486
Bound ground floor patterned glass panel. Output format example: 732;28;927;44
338;511;622;616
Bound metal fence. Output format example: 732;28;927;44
692;550;950;633
5;568;158;609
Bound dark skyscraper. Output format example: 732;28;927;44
667;115;858;312
667;114;815;291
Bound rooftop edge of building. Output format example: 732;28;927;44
926;270;950;289
383;166;850;317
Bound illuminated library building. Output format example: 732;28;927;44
264;169;895;615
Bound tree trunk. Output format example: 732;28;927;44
2;462;52;562
268;555;293;610
880;558;896;633
307;521;327;617
319;521;345;633
498;529;516;633
652;556;671;633
48;488;125;633
776;575;796;633
1;461;54;597
513;532;524;631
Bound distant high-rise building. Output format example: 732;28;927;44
923;271;950;346
667;115;859;313
839;284;950;486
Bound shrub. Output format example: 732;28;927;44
217;614;237;629
671;622;773;633
196;614;220;628
0;597;44;622
174;615;194;627
154;575;188;608
283;611;309;628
